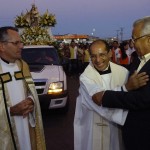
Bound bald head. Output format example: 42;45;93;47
89;39;110;55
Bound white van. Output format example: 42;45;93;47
22;45;69;112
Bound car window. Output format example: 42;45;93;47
22;47;60;65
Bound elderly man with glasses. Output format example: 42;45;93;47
74;39;148;150
92;16;150;150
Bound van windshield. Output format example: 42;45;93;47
22;47;60;65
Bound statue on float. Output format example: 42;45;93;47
24;4;39;26
14;4;56;45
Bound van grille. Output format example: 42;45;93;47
33;79;47;94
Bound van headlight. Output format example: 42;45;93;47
48;81;63;94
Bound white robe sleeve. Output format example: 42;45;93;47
80;77;128;125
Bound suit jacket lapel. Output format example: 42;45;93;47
129;57;141;76
139;59;150;73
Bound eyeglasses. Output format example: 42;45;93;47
1;41;23;46
132;34;150;43
90;52;108;60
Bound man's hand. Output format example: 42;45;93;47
92;91;104;106
125;71;149;91
10;98;34;118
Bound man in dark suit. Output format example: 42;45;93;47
92;16;150;150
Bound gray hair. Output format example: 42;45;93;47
133;16;150;36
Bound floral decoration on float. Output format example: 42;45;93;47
14;4;57;45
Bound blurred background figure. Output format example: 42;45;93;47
83;43;90;71
111;41;122;64
61;43;71;75
77;43;84;75
119;41;130;69
69;40;78;77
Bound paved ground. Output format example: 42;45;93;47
42;76;80;150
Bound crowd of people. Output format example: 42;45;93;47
58;40;91;77
110;39;137;69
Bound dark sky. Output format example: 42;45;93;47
0;0;150;40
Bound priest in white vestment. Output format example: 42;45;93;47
0;27;46;150
74;40;129;150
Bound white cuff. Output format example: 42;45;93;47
122;85;128;92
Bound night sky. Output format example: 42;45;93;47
0;0;149;40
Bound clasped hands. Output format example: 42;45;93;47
92;71;149;106
10;98;34;118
